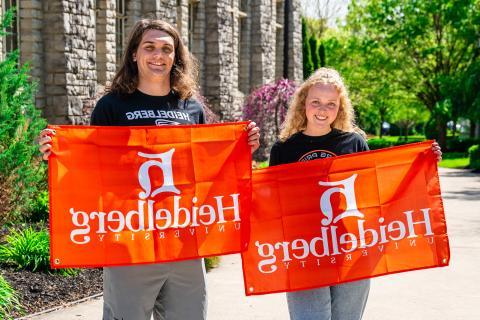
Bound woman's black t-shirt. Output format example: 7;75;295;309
90;90;205;126
269;129;369;166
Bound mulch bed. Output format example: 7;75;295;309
0;267;102;318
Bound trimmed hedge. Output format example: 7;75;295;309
367;137;425;150
468;145;480;170
447;137;480;153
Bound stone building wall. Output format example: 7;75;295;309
95;0;116;86
176;0;189;46
275;0;284;79
238;0;251;95
125;0;141;34
18;0;45;109
249;0;276;89
288;0;303;83
56;0;97;124
41;0;68;124
1;0;302;124
189;0;206;91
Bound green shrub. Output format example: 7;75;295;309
29;191;49;223
302;18;314;79
446;137;480;153
309;36;320;69
367;138;395;150
0;227;77;276
0;274;22;319
0;227;49;272
368;137;426;150
468;145;480;170
424;117;438;140
0;8;48;224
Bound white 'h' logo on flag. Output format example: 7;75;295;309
319;174;365;226
137;149;180;199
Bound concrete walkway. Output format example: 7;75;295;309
25;168;480;319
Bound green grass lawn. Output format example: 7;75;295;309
439;152;470;169
369;135;426;142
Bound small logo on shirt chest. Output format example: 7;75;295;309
298;150;336;162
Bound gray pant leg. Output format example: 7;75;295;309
153;259;207;320
103;264;169;320
287;286;332;320
331;279;370;320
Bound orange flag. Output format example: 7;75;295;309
241;141;450;295
48;122;252;268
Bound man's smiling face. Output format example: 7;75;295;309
134;29;175;82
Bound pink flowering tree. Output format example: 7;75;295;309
243;79;297;161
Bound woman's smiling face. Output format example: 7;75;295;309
304;83;340;135
134;29;175;82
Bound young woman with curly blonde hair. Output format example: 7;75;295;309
270;67;441;320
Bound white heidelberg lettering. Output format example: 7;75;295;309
254;173;435;274
69;148;242;245
69;194;240;245
255;209;434;274
126;110;191;121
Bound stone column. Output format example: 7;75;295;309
274;0;284;80
249;0;276;89
176;0;189;46
204;0;240;120
238;0;251;95
96;0;116;86
189;0;206;92
42;0;68;123
288;0;302;83
142;0;177;24
43;0;97;124
125;0;142;34
19;1;46;109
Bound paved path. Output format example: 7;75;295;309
26;168;480;319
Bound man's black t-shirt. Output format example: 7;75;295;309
269;129;369;166
90;90;205;126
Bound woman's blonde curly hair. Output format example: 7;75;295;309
279;67;364;141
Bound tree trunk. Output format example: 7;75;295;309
476;120;480;139
470;119;476;138
436;115;447;150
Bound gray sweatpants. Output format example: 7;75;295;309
102;259;207;320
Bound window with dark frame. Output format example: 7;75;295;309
115;0;126;67
187;0;198;51
238;0;248;93
3;0;19;54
